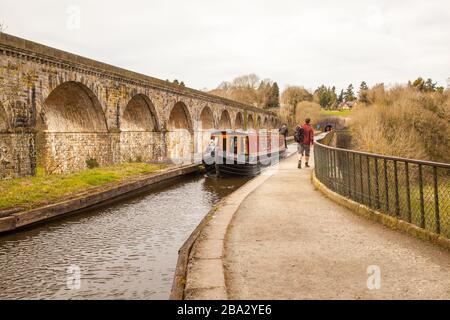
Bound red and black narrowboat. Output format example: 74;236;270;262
203;130;287;177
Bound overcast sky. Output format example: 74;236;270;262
1;0;449;92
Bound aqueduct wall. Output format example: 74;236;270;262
0;33;279;179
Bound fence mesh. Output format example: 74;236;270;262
314;132;450;239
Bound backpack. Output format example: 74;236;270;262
294;126;305;143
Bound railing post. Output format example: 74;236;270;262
384;159;389;213
314;143;318;177
405;162;412;223
336;150;339;192
353;153;357;201
317;145;321;181
394;160;400;218
359;154;364;204
346;151;351;198
374;157;380;210
326;148;330;187
433;166;441;235
330;150;336;191
325;148;329;186
367;156;372;208
329;148;333;188
418;164;425;229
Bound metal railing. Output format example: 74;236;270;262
314;132;450;239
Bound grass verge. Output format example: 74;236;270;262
0;163;168;211
321;110;352;117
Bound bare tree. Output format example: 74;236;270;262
232;74;260;89
0;20;7;33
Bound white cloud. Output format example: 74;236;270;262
0;0;449;92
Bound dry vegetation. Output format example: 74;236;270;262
209;74;280;109
273;86;323;133
295;101;323;125
350;85;450;163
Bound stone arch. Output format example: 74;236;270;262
39;81;107;133
40;75;106;115
199;106;214;130
235;112;244;130
218;110;232;130
36;81;111;174
167;101;193;164
121;94;159;132
198;106;215;157
120;94;161;163
168;102;193;132
247;114;255;130
257;116;262;129
271;117;277;129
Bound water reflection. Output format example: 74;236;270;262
0;174;249;300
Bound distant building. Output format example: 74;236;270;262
338;101;357;110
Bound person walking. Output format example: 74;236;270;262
279;124;289;149
295;118;314;169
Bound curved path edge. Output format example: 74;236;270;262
176;153;297;300
178;172;274;300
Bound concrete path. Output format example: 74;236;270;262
224;152;450;299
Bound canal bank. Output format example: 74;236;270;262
0;170;250;299
0;164;200;234
181;152;450;300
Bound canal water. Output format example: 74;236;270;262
0;174;250;300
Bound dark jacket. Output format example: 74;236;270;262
279;126;288;137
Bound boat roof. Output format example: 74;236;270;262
210;130;256;136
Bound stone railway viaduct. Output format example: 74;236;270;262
0;33;279;179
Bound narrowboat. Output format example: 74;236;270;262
203;130;287;177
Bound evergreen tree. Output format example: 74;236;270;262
173;79;179;85
337;89;344;105
424;78;436;92
314;85;337;109
344;84;356;102
359;81;369;103
180;81;186;87
266;82;280;109
359;81;369;91
411;77;443;93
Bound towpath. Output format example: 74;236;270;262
223;152;450;299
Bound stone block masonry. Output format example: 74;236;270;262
0;33;280;179
0;131;35;178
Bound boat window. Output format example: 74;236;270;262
233;137;238;155
239;137;246;155
246;136;250;155
222;135;227;153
